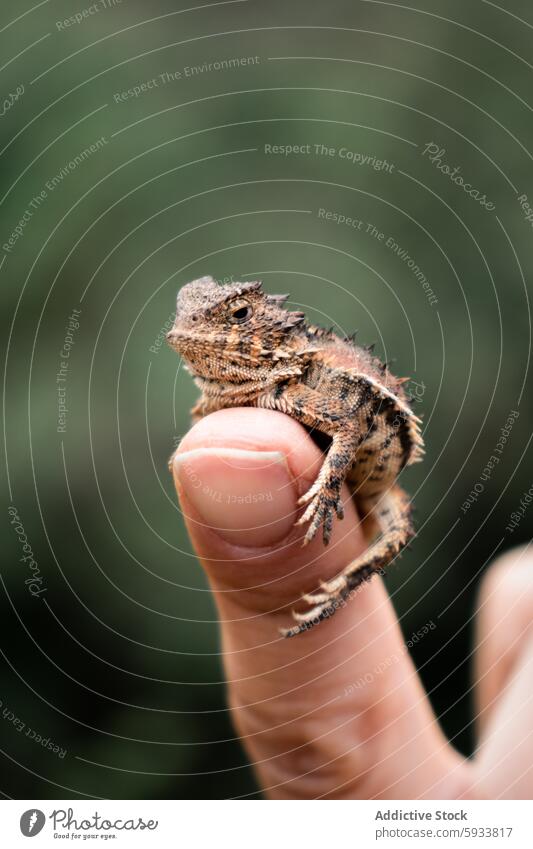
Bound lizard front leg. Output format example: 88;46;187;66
283;485;415;637
258;383;361;545
295;429;357;545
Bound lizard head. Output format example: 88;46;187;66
167;275;307;381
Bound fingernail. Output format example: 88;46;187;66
172;448;296;547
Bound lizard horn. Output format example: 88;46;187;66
235;280;262;294
267;293;290;305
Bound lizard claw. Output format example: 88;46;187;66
295;496;320;528
301;589;330;605
297;479;322;507
296;487;342;546
280;596;340;637
301;574;349;606
290;604;325;624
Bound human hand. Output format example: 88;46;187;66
171;408;533;799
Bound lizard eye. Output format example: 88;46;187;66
229;301;253;324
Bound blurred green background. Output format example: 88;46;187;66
1;0;532;799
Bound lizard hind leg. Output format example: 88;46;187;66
280;484;414;638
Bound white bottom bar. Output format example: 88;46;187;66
0;799;530;848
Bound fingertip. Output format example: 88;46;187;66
172;445;297;548
177;407;324;484
171;407;366;614
173;408;327;550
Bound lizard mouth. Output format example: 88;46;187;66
166;328;192;351
166;328;212;363
166;327;219;350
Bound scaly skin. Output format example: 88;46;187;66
167;276;424;637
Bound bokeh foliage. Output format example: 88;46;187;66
1;0;532;798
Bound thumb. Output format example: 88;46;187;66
172;407;468;799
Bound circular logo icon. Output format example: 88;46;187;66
20;809;46;837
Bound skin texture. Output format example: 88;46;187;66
167;276;424;636
172;408;533;800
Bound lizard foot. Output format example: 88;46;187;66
280;563;382;637
295;486;344;545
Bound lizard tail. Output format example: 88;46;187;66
280;484;415;638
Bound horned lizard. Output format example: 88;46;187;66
167;276;424;637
